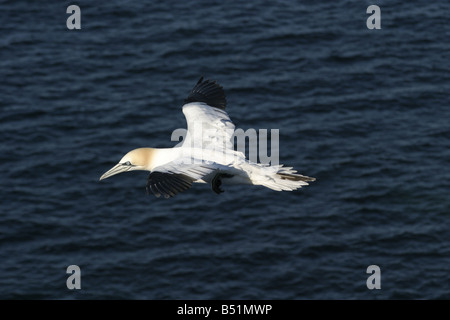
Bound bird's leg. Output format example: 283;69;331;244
211;173;233;194
211;174;223;194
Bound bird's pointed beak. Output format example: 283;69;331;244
99;163;129;181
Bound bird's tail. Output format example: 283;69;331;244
252;165;316;191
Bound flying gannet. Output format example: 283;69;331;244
99;77;315;198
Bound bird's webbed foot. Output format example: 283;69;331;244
211;173;233;194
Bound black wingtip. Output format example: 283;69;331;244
184;77;227;110
146;172;194;198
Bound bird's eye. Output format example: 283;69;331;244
123;161;131;166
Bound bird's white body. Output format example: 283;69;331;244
100;78;315;198
150;147;248;183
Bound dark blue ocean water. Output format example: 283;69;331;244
1;1;449;299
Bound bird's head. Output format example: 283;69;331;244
99;148;154;181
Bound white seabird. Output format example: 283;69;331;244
99;77;315;198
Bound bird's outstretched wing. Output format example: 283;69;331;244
181;77;236;151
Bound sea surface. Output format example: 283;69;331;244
1;1;449;299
